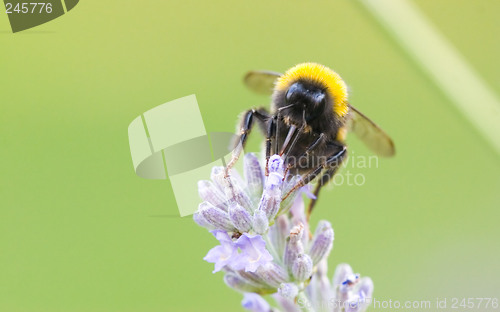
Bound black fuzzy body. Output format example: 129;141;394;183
264;79;349;175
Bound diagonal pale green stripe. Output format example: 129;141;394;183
128;95;243;216
128;116;166;179
163;135;212;176
143;95;207;153
360;0;500;155
128;95;216;216
128;117;151;171
129;95;208;181
140;114;154;153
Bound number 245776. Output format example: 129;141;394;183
3;3;53;14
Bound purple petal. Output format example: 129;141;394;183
234;234;273;272
265;155;284;192
203;230;238;273
300;184;317;199
358;277;374;300
268;155;284;173
242;293;271;312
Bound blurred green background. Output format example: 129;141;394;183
1;0;499;311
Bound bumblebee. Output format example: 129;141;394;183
226;63;395;216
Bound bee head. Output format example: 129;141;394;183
273;63;349;125
282;81;328;124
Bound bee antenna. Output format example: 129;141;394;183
278;103;296;112
275;103;297;153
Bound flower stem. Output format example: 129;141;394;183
297;291;315;312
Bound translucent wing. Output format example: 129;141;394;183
243;70;282;95
348;106;395;157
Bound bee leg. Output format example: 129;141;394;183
307;144;348;217
264;115;277;176
307;164;342;218
284;133;326;178
225;108;270;177
282;145;347;211
274;103;295;154
280;109;306;157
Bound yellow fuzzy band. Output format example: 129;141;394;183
275;63;349;117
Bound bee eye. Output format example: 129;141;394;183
285;82;302;103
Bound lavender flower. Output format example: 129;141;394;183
224;273;264;293
229;202;252;233
253;209;269;234
309;220;334;265
292;253;313;282
256;262;288;288
233;234;273;272
194;153;374;312
203;230;238;273
242;293;271;312
284;224;305;272
198;201;235;231
278;282;299;300
332;263;374;312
